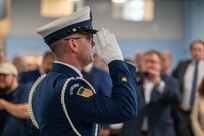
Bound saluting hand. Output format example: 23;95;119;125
96;28;123;64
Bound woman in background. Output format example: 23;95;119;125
191;78;204;136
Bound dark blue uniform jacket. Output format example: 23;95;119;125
29;60;137;136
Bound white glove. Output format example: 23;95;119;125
96;28;123;64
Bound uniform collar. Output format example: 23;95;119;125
51;61;83;78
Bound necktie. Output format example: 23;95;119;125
190;62;198;107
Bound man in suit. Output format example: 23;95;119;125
172;40;204;136
19;51;54;84
160;50;173;75
120;50;181;136
12;56;29;74
82;63;112;96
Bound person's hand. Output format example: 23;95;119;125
96;28;123;64
146;69;161;85
0;99;5;110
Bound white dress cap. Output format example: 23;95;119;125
36;6;97;45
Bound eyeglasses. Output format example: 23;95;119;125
144;60;160;65
64;35;93;43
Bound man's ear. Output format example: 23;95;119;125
67;39;78;53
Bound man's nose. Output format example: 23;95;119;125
91;41;96;47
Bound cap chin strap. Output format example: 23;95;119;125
61;77;98;136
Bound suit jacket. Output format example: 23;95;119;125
19;68;41;84
172;59;191;94
120;74;181;136
82;66;112;97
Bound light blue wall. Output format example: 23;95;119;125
5;0;204;70
183;0;204;51
6;36;49;59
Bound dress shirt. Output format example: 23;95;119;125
182;60;204;111
143;79;165;104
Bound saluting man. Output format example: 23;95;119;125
29;6;138;136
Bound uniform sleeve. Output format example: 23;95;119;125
64;60;137;124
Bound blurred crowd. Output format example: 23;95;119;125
0;39;204;136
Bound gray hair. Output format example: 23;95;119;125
49;39;67;58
